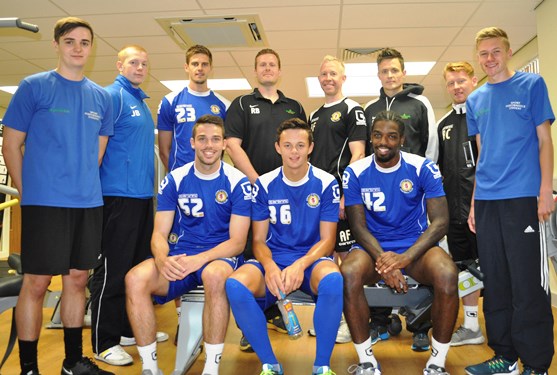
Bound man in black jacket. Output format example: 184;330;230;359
436;61;485;347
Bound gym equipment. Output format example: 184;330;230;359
0;18;39;33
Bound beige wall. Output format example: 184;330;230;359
536;0;557;181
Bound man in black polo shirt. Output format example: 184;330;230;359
224;48;306;352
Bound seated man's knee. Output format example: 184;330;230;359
340;259;365;292
433;262;458;296
125;262;152;296
202;263;231;292
318;272;343;297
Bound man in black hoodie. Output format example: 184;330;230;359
362;47;437;352
364;48;437;162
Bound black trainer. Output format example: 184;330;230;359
239;335;254;353
21;371;41;375
61;357;114;375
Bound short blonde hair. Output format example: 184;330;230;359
118;45;147;62
443;62;474;79
475;27;510;50
321;55;345;75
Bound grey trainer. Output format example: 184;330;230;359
450;326;485;346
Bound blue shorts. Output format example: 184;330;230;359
244;257;334;310
153;256;240;304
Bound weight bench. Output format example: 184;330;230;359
0;254;23;373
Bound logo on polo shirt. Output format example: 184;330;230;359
215;189;229;204
330;111;341;122
250;104;260;114
286;109;295;115
211;105;222;115
306;193;320;208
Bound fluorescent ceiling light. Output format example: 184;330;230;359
0;86;18;94
160;78;251;92
307;61;435;98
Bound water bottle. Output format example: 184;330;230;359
277;291;303;340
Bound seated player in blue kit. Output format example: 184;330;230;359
341;111;459;375
125;115;251;375
226;118;343;375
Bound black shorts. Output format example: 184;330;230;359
336;218;355;253
447;222;478;262
21;205;103;275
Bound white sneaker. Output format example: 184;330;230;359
450;325;485;346
94;344;133;366
336;318;352;343
120;331;169;346
307;317;352;343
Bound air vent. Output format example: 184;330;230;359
156;15;268;50
341;48;382;62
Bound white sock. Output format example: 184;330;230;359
426;337;450;369
354;337;378;368
202;342;224;375
462;305;480;331
137;341;158;373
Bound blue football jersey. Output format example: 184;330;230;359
343;152;444;249
252;164;340;265
157;87;230;170
157;161;251;254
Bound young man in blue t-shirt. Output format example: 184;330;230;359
226;118;343;375
2;17;114;375
125;115;251;375
342;111;458;375
464;27;554;375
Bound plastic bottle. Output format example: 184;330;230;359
277;291;303;340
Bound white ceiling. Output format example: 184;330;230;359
0;0;542;120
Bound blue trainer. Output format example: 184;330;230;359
465;355;519;375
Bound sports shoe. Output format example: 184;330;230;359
313;366;336;375
21;371;41;375
260;363;284;375
239;335;254;353
335;318;352;343
465;355;519;375
347;362;381;375
423;364;450;374
369;323;389;345
61;357;114;375
267;315;288;334
450;326;485;346
120;331;169;346
141;370;163;375
94;345;133;366
308;318;352;343
412;332;430;352
520;367;548;375
387;314;402;336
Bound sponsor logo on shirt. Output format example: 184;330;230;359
400;113;411;120
211;104;222;115
49;107;70;114
506;101;526;111
215;189;229;204
306;193;321;208
286;109;295;115
330;111;342;122
240;181;252;200
84;111;102;121
400;179;414;193
355;109;366;125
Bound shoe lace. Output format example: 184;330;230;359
484;356;511;371
348;363;376;374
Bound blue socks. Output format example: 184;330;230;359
226;278;278;365
313;272;343;367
